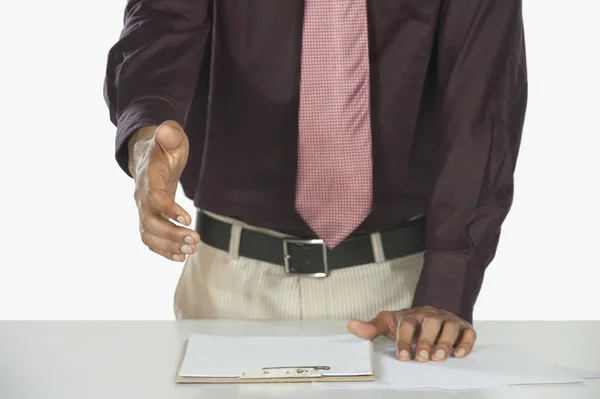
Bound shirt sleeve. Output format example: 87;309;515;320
411;0;528;323
103;0;211;176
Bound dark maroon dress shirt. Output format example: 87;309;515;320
104;0;528;323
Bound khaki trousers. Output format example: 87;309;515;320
173;211;424;321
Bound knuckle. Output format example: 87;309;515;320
417;336;433;346
467;328;477;340
169;228;182;242
140;219;154;236
406;307;421;315
139;212;150;227
375;310;392;320
418;343;433;351
399;316;418;328
424;315;441;325
169;241;180;254
436;340;452;348
140;231;150;245
462;326;475;335
443;321;460;331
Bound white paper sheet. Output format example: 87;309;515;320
562;367;600;379
315;343;596;391
313;379;394;390
178;334;373;378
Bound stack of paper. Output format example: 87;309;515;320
178;334;374;380
177;333;599;390
314;342;600;391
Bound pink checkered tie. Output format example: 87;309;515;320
295;0;373;248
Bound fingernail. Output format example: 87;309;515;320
181;244;193;254
435;349;445;359
177;216;186;224
399;350;410;359
419;349;429;360
456;348;466;357
172;254;181;262
184;236;195;245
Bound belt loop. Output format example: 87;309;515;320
229;222;242;259
370;232;386;263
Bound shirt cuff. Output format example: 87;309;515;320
114;98;179;177
411;250;484;324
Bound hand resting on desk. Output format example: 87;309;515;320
347;306;476;363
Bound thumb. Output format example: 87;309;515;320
347;319;381;341
155;120;187;152
347;311;398;341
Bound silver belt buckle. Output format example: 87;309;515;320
283;238;329;278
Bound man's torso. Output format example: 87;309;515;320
181;0;448;237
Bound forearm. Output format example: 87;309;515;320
104;0;210;177
412;0;528;322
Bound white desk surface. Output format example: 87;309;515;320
0;320;599;399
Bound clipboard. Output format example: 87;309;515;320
175;335;377;384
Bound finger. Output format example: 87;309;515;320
396;316;418;361
159;212;194;230
432;321;460;362
140;232;198;258
142;147;189;220
347;311;396;341
415;316;443;362
141;231;187;262
160;208;193;227
144;182;192;227
454;327;477;358
347;320;380;341
140;211;200;245
156;247;187;262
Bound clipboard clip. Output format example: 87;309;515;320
239;366;330;379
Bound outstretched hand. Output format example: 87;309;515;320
129;120;200;262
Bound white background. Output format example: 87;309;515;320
0;1;598;320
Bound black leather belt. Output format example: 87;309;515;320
196;211;426;277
